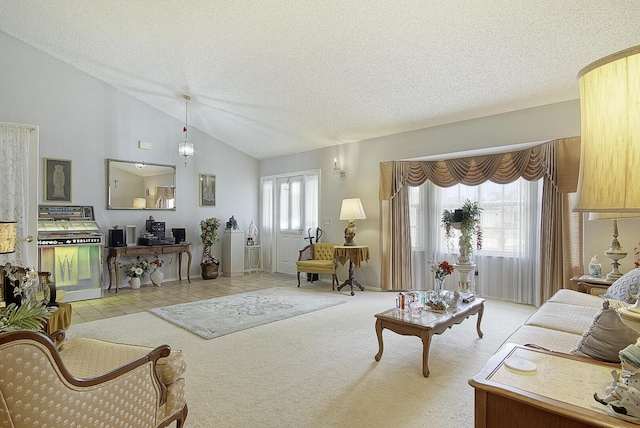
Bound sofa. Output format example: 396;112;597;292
0;330;188;427
500;269;640;363
296;243;339;289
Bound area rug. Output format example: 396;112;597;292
149;287;347;339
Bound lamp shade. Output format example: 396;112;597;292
0;221;17;254
574;45;640;213
339;198;366;221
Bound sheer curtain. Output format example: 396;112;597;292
410;179;542;305
0;123;32;266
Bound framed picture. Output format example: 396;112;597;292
199;174;216;207
44;158;72;202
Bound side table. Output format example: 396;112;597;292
469;343;635;427
334;245;369;295
570;275;614;295
44;302;72;335
244;244;261;273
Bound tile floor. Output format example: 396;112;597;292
69;272;300;326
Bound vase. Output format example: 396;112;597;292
435;277;445;300
129;277;141;289
201;263;219;280
150;268;164;286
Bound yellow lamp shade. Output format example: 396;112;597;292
575;45;640;213
0;221;17;254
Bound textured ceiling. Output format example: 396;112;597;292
0;1;638;160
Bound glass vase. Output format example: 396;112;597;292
435;277;445;300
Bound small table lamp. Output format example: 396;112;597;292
339;198;366;246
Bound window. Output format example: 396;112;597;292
409;177;542;304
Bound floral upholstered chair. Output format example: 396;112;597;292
0;330;188;427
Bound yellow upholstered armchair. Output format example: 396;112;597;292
0;330;188;427
296;242;339;289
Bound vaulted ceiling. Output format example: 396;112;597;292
1;1;638;159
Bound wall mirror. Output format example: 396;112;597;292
106;159;176;210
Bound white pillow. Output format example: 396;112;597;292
603;268;640;303
570;299;639;363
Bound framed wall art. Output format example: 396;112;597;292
199;174;216;207
44;158;72;202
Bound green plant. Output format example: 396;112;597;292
0;302;50;332
442;199;483;257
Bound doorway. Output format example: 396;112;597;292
261;170;320;275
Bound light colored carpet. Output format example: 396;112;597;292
149;287;347;339
67;284;536;428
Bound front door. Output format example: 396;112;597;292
276;176;305;275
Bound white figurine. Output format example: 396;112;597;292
247;221;258;244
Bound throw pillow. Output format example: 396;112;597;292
570;299;639;363
603;268;640;303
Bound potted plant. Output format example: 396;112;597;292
442;199;483;265
122;257;151;289
200;217;221;279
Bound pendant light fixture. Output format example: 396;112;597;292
178;94;194;165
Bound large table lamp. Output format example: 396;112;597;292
340;198;366;246
574;45;640;277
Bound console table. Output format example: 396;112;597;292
469;343;635;427
106;244;192;292
334;245;369;295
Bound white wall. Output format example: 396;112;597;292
0;32;259;287
261;101;640;288
3;30;634;292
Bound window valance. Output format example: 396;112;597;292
379;137;580;200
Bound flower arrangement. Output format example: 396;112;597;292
122;257;151;278
150;256;164;269
200;217;221;247
200;217;221;266
442;199;483;259
431;260;455;280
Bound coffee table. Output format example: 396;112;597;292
374;298;485;377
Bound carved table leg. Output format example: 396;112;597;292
476;302;484;338
374;319;385;362
421;330;433;378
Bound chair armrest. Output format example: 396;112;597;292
298;245;312;261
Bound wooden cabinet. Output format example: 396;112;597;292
469;344;635;428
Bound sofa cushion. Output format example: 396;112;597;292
570;299;639;363
547;288;605;308
501;325;582;354
603;268;640;303
524;301;600;335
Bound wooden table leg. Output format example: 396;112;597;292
374;319;384;362
178;253;183;281
185;249;192;283
421;330;433;378
107;254;114;291
476;301;484;338
114;255;120;293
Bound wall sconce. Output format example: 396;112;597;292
334;158;345;178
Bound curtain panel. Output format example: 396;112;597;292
379;137;581;296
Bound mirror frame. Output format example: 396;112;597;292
106;159;177;210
